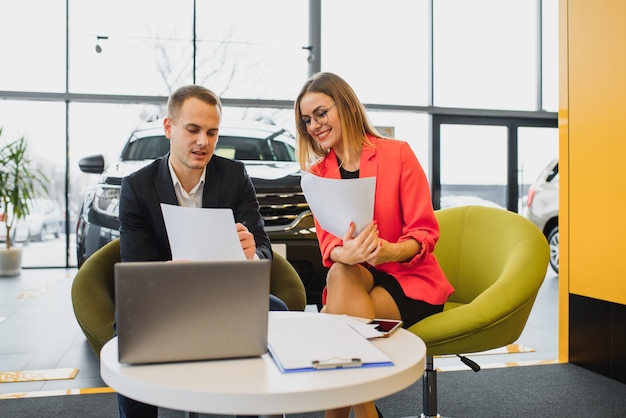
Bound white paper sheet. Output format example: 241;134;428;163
267;314;393;373
300;171;376;238
160;203;245;261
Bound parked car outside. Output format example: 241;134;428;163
26;198;64;242
1;199;63;244
0;212;29;244
76;119;327;307
526;159;559;273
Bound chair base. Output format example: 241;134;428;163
398;357;442;418
423;356;439;417
407;354;480;418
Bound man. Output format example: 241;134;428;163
117;85;286;417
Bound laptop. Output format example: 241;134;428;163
114;259;271;364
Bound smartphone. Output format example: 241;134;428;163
369;319;403;337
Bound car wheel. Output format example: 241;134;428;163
547;225;559;274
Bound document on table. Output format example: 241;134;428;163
267;314;393;373
160;203;245;261
300;171;376;238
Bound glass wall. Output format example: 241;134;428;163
0;0;558;267
432;116;558;212
368;112;431;178
440;124;509;208
518;126;559;214
196;0;308;100
541;0;559;110
69;0;194;95
322;0;431;106
0;1;66;92
434;0;540;110
0;101;67;266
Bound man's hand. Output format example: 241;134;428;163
236;222;257;260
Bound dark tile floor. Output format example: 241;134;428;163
0;266;559;397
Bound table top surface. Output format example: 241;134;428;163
100;311;426;415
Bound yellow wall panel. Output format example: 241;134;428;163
567;0;626;304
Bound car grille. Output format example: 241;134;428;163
256;191;311;231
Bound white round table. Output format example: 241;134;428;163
100;311;426;417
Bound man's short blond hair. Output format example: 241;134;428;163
167;85;222;122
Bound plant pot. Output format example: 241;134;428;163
0;247;23;277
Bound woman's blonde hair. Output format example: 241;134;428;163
294;72;383;171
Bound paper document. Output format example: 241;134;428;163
160;203;245;261
267;314;393;373
300;171;376;238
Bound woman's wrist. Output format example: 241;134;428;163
330;245;344;264
391;239;420;263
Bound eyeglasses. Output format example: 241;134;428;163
300;104;336;129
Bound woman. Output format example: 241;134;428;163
295;72;454;418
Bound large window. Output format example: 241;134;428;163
434;0;540;110
432;116;558;212
196;0;308;100
0;0;558;267
541;0;559;110
0;101;67;267
518;126;559;214
69;0;194;95
322;0;431;106
368;112;431;178
0;1;66;92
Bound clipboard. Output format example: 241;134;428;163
267;314;394;373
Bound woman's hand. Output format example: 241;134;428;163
366;238;421;266
331;222;422;266
364;238;389;266
332;221;380;265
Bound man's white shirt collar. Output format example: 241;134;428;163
168;158;206;208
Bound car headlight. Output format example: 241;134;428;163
93;184;121;218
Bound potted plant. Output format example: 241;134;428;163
0;127;48;276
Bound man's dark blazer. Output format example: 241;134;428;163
119;153;272;262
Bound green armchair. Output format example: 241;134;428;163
71;238;307;357
408;206;550;417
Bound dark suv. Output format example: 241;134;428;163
76;119;327;306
